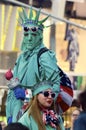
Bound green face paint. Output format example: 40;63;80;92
21;24;43;50
19;7;50;51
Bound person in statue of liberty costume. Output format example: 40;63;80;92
6;7;60;124
6;7;73;124
18;72;65;130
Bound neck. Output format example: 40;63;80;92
38;103;49;111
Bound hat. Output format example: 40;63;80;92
18;7;50;30
30;71;60;98
33;81;54;96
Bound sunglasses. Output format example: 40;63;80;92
39;91;56;98
23;26;39;32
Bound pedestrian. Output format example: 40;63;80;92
66;107;80;130
66;27;79;71
73;90;86;130
0;121;6;130
18;72;65;130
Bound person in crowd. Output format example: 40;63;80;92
5;7;72;124
73;90;86;130
18;72;65;130
66;107;80;130
4;122;29;130
5;7;60;123
0;121;6;130
66;26;79;71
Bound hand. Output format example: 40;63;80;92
7;116;12;124
14;87;25;100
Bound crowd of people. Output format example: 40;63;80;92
1;89;86;130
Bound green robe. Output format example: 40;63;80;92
6;44;60;122
18;110;65;130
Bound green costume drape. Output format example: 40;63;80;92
6;44;60;122
18;110;65;130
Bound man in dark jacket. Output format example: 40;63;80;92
73;90;86;130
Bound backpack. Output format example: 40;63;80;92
37;47;73;113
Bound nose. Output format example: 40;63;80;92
48;93;52;98
28;33;32;41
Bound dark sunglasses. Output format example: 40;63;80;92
39;91;56;98
23;26;39;32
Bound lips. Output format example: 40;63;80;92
47;100;52;104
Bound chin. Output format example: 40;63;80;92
26;47;33;50
45;104;52;108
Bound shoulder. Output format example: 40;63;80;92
18;110;39;130
78;112;86;119
39;48;57;62
41;48;55;57
18;111;30;126
16;53;23;62
80;112;86;122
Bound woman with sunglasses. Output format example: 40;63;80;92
18;73;65;130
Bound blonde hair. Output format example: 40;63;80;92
28;95;61;130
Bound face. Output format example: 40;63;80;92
0;121;6;130
71;109;80;123
21;24;43;51
37;89;55;109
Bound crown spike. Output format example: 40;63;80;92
35;8;41;23
29;6;33;19
17;19;22;26
20;8;50;29
48;70;60;84
48;71;56;81
19;12;24;24
39;15;50;24
22;8;28;20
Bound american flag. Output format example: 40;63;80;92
56;67;73;114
